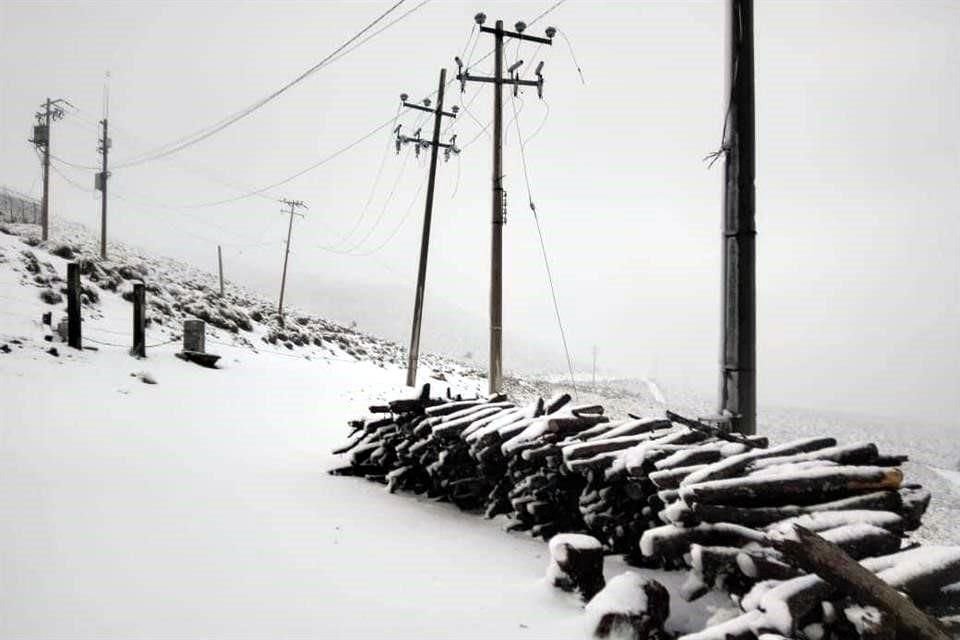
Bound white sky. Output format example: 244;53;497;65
1;0;958;423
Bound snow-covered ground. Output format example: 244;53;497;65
1;224;738;639
3;221;957;638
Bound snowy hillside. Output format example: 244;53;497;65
3;221;959;639
0;222;733;639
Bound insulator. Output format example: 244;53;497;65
451;105;460;114
423;98;431;107
515;21;526;33
545;26;557;39
400;93;409;102
474;12;486;25
507;60;523;73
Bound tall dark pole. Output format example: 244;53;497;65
719;0;756;435
406;69;448;387
489;19;505;395
99;118;109;260
41;99;52;242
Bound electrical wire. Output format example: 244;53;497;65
529;0;569;25
556;27;585;84
326;105;403;247
110;1;414;169
184;114;400;207
332;144;414;253
344;174;427;256
509;93;578;398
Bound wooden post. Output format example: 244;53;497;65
217;245;224;296
66;262;81;349
131;282;145;358
719;0;757;435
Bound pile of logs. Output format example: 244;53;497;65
331;386;959;639
331;384;612;540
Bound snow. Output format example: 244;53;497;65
550;534;604;558
0;224;730;639
583;572;652;630
764;510;903;535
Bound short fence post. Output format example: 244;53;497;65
182;319;206;353
131;282;146;358
67;262;82;349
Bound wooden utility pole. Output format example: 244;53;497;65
30;98;69;242
217;245;225;296
397;70;460;387
456;14;554;394
719;0;757;435
97;118;110;259
592;345;597;387
278;199;307;319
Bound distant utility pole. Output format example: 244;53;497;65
277;198;307;320
217;245;225;296
592;345;597;387
455;13;555;394
96;117;110;259
397;69;461;387
719;0;757;435
29;98;70;241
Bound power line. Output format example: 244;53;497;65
324;106;403;247
336;144;415;253
110;0;415;169
313;172;427;257
509;92;578;398
184;114;401;208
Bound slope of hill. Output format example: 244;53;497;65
3;220;958;639
0;220;480;381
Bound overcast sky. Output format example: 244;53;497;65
1;0;958;424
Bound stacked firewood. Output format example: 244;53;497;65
625;432;957;639
332;386;958;638
331;385;612;538
558;416;769;556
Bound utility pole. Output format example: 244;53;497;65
592;345;597;387
396;70;460;387
455;13;555;394
29;98;69;241
217;245;225;296
719;0;757;435
277;198;307;320
96;118;110;259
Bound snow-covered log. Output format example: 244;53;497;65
685;490;905;528
585;573;671;640
771;525;952;640
547;533;605;600
678;466;903;508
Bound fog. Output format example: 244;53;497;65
1;0;957;424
